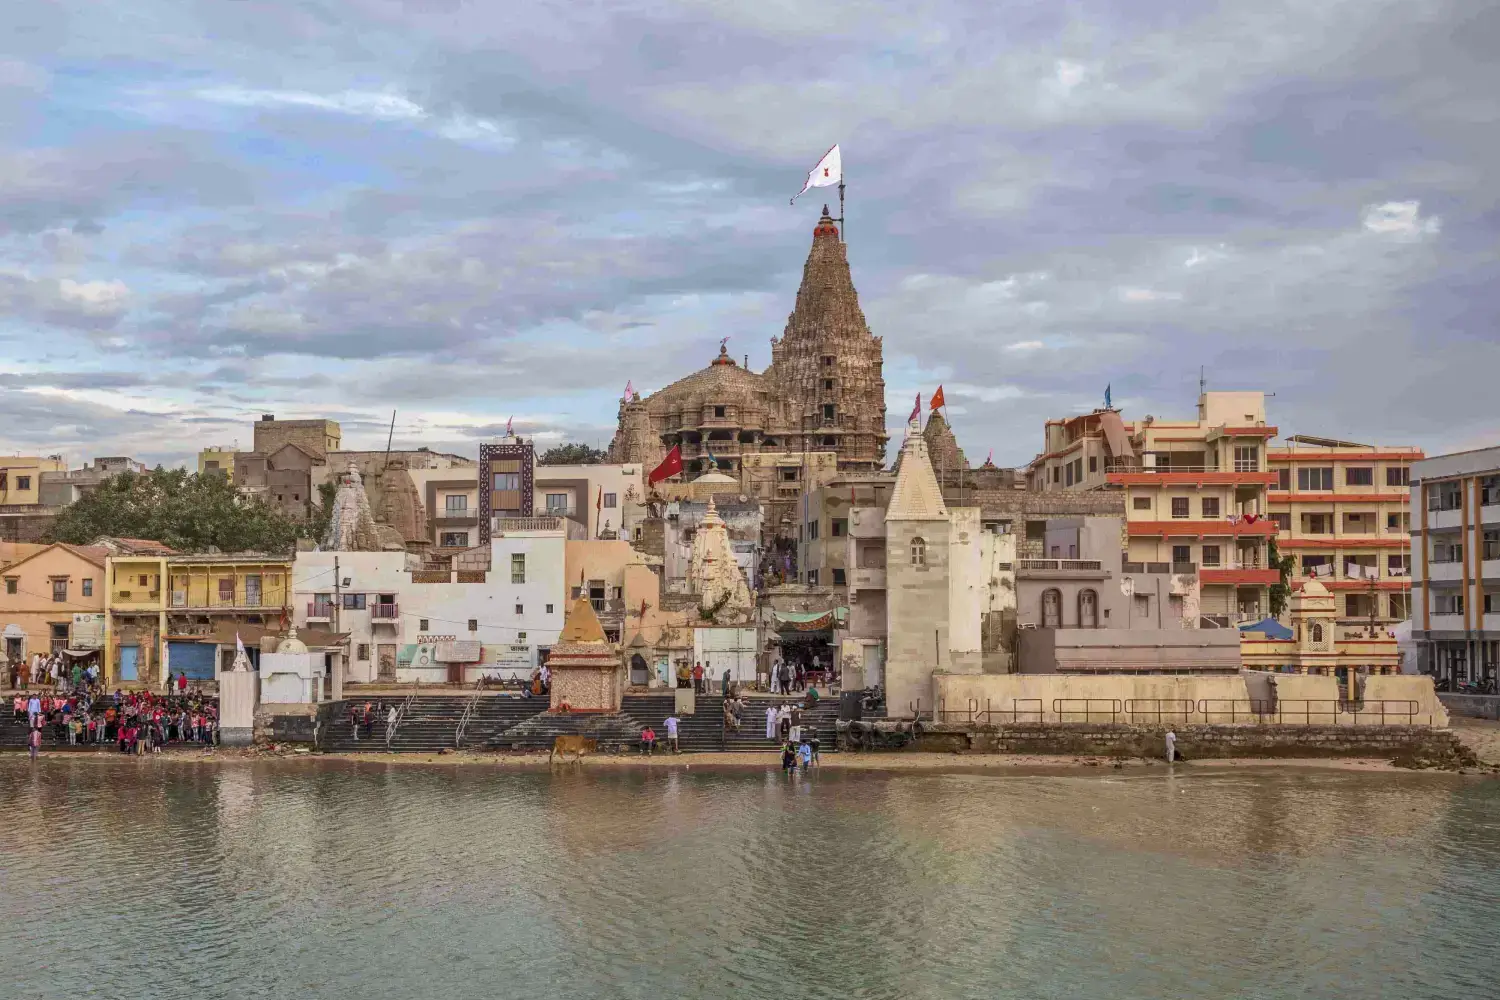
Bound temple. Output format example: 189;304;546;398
607;208;888;490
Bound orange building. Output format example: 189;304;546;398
1267;436;1422;630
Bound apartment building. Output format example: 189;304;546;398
1027;392;1279;625
0;456;67;505
1410;446;1500;687
1268;436;1422;629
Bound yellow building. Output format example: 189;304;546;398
197;446;240;482
1104;392;1280;624
1268;436;1422;629
0;543;108;666
0;456;67;505
105;548;291;687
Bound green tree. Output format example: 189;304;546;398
538;442;606;465
48;467;304;553
1268;536;1296;618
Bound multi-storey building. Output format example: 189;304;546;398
1029;391;1280;625
0;542;108;663
198;447;240;481
1267;436;1422;630
1410;446;1500;687
0;456;67;505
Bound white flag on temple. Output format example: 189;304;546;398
791;144;842;203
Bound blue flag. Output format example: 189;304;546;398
706;448;719;469
1104;384;1112;409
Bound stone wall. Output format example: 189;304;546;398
1438;693;1500;720
902;722;1463;760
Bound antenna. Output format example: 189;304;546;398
1199;366;1206;395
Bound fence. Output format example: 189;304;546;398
921;697;1427;727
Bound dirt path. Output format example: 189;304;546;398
1450;717;1500;766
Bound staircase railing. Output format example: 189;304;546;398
385;677;421;749
454;677;487;748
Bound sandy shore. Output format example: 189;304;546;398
9;745;1486;776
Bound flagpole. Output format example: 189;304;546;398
838;179;846;243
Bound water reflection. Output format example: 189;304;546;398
0;760;1494;1000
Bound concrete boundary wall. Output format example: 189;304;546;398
909;723;1460;760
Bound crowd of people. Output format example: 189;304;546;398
5;652;101;694
11;687;219;758
767;654;829;695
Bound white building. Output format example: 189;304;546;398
293;520;568;684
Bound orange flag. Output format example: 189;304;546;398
930;385;946;411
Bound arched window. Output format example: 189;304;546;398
1042;588;1062;628
910;536;926;567
1079;589;1099;628
1310;622;1324;644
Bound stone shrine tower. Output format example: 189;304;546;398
884;425;952;718
548;597;625;713
690;496;753;623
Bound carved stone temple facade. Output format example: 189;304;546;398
607;209;888;492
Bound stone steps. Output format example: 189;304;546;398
321;695;547;752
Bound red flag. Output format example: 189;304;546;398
648;445;683;485
505;415;513;435
930;385;946;411
596;485;602;512
908;393;921;424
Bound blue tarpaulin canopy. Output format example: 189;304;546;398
1238;617;1292;640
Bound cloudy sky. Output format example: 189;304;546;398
1;1;1496;470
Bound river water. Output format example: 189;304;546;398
1;758;1496;1000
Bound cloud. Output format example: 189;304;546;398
1361;200;1441;238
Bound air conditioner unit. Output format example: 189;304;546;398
1018;623;1038;630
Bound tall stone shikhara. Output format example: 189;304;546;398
607;208;888;475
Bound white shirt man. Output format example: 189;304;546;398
1165;730;1177;763
765;704;777;740
664;714;680;752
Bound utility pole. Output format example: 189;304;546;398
332;555;343;702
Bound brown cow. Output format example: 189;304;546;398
550;734;596;765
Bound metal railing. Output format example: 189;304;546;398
385;677;421;748
1123;699;1196;723
1053;698;1125;722
936;698;1045;724
454;676;487;748
370;603;399;620
1018;558;1104;571
922;697;1428;726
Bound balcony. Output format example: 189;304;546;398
371;603;399;623
1199;568;1280;586
491;516;566;535
851;567;886;591
1017;558;1107;579
849;509;886;538
1127;519;1278;539
1106;460;1277;488
1425;559;1464;583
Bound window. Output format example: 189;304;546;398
545;493;569;513
714;405;726;418
1050;545;1061;558
1482;476;1500;506
1041;589;1062;628
218;578;235;603
1432;540;1463;564
823;404;835;420
1484;529;1500;561
515;604;524;615
52;579;67;602
1386;467;1410;487
1388;594;1410;619
1201;545;1221;567
1302;555;1332;577
824;378;834;390
16;476;30;490
342;593;367;610
832;519;847;537
1084;455;1095;474
1134;594;1151;619
910;537;926;567
138;575;149;587
511;554;526;584
806;569;819;586
1079;589;1098;628
603;492;617;509
1275;468;1291;490
1298;467;1334;491
1435;593;1463;615
493;472;520;491
1310;623;1324;644
1345;467;1373;486
807;520;819;540
419;619;430;631
445;494;468;513
545;604;554;614
1303;513;1333;535
821;437;836;447
1388;554;1410;575
1270;513;1291;531
3;578;14;594
1171;497;1190;518
468;619;478;632
1172;545;1192;566
1133;496;1152;511
588;581;605;612
79;578;92;597
1233;446;1259;473
1201;497;1220;518
440;532;467;547
1430;481;1461;511
1052;467;1060;483
357;644;370;661
821;355;834;366
1065;463;1074;487
831;568;846;585
1387;512;1410;532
